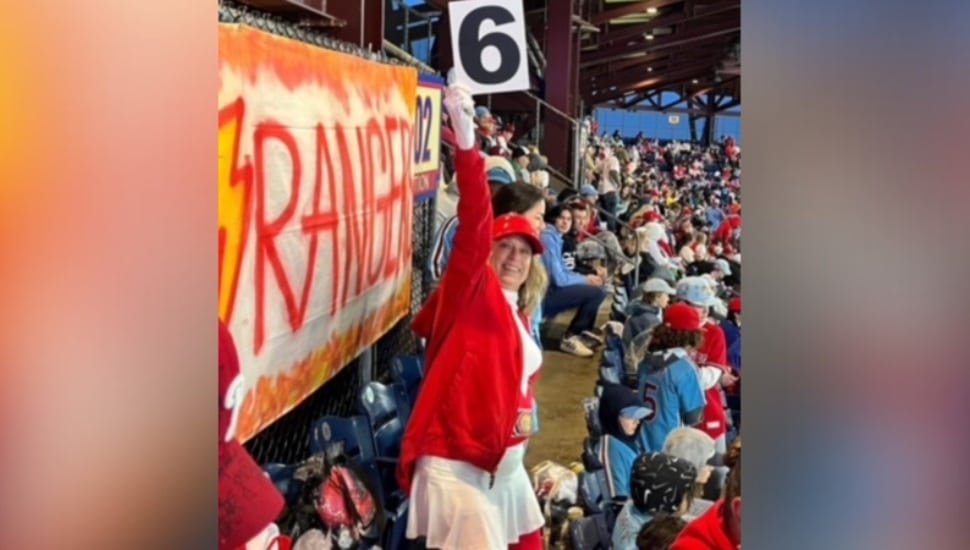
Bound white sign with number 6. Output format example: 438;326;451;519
449;0;530;95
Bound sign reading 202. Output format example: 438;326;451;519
413;76;443;175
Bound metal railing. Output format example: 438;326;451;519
390;0;439;66
383;39;436;74
521;91;584;187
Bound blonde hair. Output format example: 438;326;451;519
518;256;548;318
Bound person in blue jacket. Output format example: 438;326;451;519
596;383;652;499
539;203;607;358
706;197;726;233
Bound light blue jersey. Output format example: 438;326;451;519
636;349;706;453
428;215;459;283
612;500;652;550
596;434;638;499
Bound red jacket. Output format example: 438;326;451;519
713;215;740;244
397;148;531;494
692;322;729;440
670;499;738;550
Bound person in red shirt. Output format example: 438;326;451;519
670;437;741;550
711;215;741;257
675;277;737;457
398;79;547;550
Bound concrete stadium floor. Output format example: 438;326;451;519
524;305;610;471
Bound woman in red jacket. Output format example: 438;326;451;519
398;80;548;550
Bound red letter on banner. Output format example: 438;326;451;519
307;124;342;319
253;122;316;355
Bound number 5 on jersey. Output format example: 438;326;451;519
448;0;531;95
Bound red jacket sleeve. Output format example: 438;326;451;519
415;148;491;361
702;323;728;368
442;148;492;282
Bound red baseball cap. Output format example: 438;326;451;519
492;213;543;254
729;297;741;313
219;321;284;550
664;303;703;331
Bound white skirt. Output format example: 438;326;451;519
406;443;545;550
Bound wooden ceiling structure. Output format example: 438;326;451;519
231;0;740;173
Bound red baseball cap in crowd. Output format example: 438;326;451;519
492;213;544;253
728;297;741;313
219;321;284;550
664;303;703;331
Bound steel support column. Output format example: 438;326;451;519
328;0;385;50
544;0;577;178
433;10;454;73
702;92;715;145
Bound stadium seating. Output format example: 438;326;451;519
569;513;612;550
390;355;425;405
582;437;604;472
357;381;412;550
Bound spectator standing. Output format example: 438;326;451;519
399;81;547;550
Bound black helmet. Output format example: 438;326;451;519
630;453;697;514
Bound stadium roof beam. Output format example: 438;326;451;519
590;0;686;26
592;68;718;104
612;103;739;117
594;3;738;49
581;22;738;67
581;40;727;81
583;54;723;96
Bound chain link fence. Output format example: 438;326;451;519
228;0;440;465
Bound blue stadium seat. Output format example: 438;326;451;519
358;381;411;464
605;332;623;355
580;469;621;530
357;381;412;550
390;355;424;404
600;349;625;386
599;365;621;385
569;513;611;550
582;437;604;472
261;463;301;506
307;415;381;490
602;349;621;369
579;470;607;516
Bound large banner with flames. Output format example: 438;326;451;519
218;24;417;441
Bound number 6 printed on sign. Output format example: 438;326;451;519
449;0;531;95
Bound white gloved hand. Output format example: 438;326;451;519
443;69;477;151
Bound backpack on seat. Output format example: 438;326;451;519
278;452;384;549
